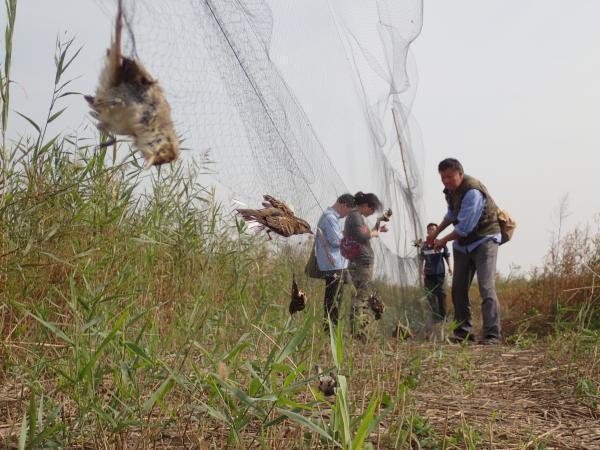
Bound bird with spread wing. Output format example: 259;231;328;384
236;195;312;239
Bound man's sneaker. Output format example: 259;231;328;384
478;337;501;345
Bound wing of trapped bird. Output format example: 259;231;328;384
85;0;179;168
367;292;385;320
289;274;307;315
316;365;336;396
236;207;284;220
263;215;312;237
262;194;295;216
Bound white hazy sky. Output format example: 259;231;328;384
6;1;600;275
411;1;600;275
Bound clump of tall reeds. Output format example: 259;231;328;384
497;219;600;336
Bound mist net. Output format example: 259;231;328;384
117;0;425;286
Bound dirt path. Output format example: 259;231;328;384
410;344;599;449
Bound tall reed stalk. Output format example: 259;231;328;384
0;0;17;205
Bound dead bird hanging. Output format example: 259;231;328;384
237;195;313;238
374;208;393;230
367;292;385;320
85;0;179;168
289;274;307;315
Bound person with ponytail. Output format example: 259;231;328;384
343;191;388;342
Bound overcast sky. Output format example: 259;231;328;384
6;1;600;275
411;1;600;275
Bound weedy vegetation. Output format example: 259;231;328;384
0;5;598;449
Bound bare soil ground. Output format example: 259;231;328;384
407;342;599;449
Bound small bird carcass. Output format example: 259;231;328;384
367;292;385;320
236;195;312;239
85;0;179;168
316;365;336;397
289;275;307;315
374;208;393;230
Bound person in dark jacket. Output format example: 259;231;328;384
427;158;502;345
420;223;452;322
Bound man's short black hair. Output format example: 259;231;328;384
438;158;464;174
426;222;437;229
336;193;356;207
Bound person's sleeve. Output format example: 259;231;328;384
444;204;454;222
322;214;342;247
454;189;485;237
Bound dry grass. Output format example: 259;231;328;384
2;328;598;449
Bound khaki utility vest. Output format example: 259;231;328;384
444;175;500;245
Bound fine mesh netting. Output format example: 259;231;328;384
111;0;424;286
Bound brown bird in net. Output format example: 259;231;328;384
316;365;336;397
413;238;423;248
237;195;313;238
367;292;385;320
289;274;307;315
85;0;179;168
374;208;393;230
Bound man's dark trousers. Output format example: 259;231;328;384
424;274;446;322
324;273;344;325
451;240;501;340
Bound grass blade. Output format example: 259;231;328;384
275;408;335;444
352;392;379;450
143;375;175;415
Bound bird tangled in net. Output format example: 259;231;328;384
237;195;312;239
289;274;307;315
85;0;179;168
367;292;385;320
316;365;336;397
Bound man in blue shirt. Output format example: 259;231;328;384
315;194;356;327
420;223;452;323
427;158;502;345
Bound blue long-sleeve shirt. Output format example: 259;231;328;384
315;207;348;271
444;189;501;253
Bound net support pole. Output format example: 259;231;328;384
392;106;419;241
